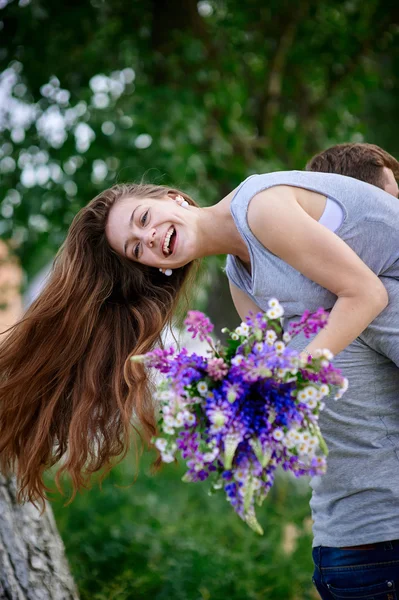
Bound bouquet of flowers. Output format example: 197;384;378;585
132;299;348;534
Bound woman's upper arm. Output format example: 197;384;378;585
229;281;263;322
247;186;388;302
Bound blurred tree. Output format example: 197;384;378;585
0;474;79;599
0;242;78;599
0;0;398;329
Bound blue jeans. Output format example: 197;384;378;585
312;541;399;599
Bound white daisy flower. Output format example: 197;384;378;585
161;453;175;463
185;413;196;426
163;425;175;435
235;326;244;336
282;331;292;343
254;342;264;353
297;389;309;402
164;415;176;427
268;298;281;309
174;412;185;427
234;469;247;482
304;386;318;399
274;341;285;354
231;354;244;366
197;381;208;396
298;442;309;455
334;377;349;399
240;322;250;336
322;348;334;360
285;438;295;449
287;428;302;444
306;397;318;409
266;330;277;344
320;384;330;396
231;332;239;341
272;428;284;442
154;438;168;452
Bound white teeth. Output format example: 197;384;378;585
163;226;174;255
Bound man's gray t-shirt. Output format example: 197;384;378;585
225;171;399;547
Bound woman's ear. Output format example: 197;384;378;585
168;192;190;208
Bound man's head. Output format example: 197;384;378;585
306;143;399;198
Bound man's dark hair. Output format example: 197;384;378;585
306;143;399;190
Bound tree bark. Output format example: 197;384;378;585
0;475;79;600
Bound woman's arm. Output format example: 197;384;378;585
359;277;399;368
247;185;389;357
229;281;263;321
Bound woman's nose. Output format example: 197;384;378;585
145;228;157;248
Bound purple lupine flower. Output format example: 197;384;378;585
133;346;175;371
288;307;329;339
184;310;214;343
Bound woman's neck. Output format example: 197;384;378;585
195;191;250;262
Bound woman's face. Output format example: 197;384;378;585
106;194;198;269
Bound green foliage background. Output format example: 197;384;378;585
1;1;399;597
1;0;398;324
46;451;315;600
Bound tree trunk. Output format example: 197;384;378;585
0;475;79;600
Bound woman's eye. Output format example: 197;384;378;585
141;210;149;226
134;243;140;259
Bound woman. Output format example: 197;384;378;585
1;171;398;597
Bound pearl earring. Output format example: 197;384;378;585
176;195;189;208
159;268;173;276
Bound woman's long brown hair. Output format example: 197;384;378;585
0;183;199;506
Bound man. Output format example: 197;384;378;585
306;142;399;600
307;142;399;198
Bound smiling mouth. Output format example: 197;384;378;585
162;226;177;256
